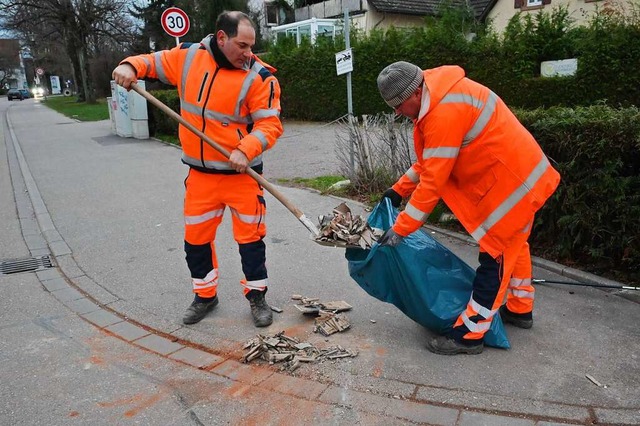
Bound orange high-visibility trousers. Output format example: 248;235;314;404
451;221;534;343
183;170;268;298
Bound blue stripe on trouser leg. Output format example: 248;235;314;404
239;239;267;282
185;241;214;278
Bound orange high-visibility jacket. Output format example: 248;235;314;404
392;66;560;258
121;35;283;172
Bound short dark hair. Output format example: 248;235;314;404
216;11;255;38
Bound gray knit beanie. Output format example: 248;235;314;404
377;61;423;108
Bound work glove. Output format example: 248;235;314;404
378;228;404;247
380;188;402;208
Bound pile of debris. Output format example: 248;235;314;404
314;202;381;249
314;312;351;336
242;331;358;372
291;294;352;336
291;294;352;315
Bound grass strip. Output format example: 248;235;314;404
41;96;109;121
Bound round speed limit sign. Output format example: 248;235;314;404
161;7;190;38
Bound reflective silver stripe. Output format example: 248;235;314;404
405;167;419;183
510;278;532;288
469;298;498;320
461;312;492;332
251;129;268;151
441;93;484;109
204;108;250;124
180;99;251;124
235;61;262;116
463;91;498;147
185;208;224;225
471;156;551;242
242;278;268;291
153;52;169;84
181;43;200;95
230;208;262;224
509;289;535;299
423;146;459;160
508;278;535;299
404;202;429;223
192;269;218;290
182;154;263;170
251;108;280;120
141;57;152;71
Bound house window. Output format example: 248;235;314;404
514;0;550;8
265;1;279;26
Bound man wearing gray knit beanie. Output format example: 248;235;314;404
375;62;560;355
377;61;424;110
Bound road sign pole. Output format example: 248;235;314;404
344;9;355;174
175;36;180;47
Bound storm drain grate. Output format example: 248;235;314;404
0;255;54;275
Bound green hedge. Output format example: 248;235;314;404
517;105;640;281
146;89;180;137
260;4;640;120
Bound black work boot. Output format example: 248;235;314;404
499;305;533;329
246;289;273;327
426;335;484;355
182;296;219;325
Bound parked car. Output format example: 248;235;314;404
7;88;24;100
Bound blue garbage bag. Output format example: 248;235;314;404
345;199;510;349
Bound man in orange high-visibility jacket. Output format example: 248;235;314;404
376;61;560;355
112;11;283;327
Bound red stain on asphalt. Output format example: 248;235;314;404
372;346;386;378
97;394;145;408
123;393;163;417
97;392;165;418
281;323;311;339
90;355;103;365
166;378;230;404
68;411;80;417
226;381;252;398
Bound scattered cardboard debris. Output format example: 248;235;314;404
314;312;351;336
242;331;358;371
292;295;352;316
314;202;382;249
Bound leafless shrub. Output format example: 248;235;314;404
335;113;415;197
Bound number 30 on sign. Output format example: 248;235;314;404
161;7;190;42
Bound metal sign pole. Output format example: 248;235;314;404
175;36;180;47
344;9;355;174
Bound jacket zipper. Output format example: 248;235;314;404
199;67;219;166
197;72;209;103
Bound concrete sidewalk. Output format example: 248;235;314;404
2;99;639;425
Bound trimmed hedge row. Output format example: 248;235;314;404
519;105;640;282
260;5;640;120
